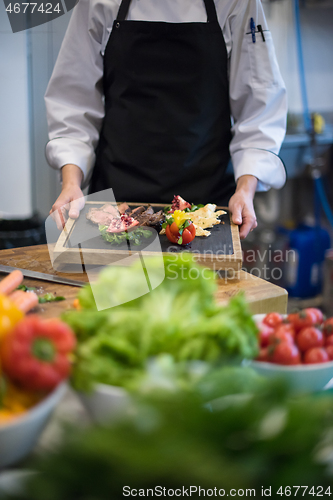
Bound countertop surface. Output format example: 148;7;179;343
0;244;288;315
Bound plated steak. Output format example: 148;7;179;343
86;203;120;225
86;202;165;232
117;202;131;215
86;208;115;226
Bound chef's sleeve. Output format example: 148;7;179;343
44;0;105;188
227;0;287;191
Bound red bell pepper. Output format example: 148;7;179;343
0;315;76;392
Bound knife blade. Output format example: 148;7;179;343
0;264;86;287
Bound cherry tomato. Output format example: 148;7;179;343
268;342;301;365
262;312;283;329
165;222;195;245
274;323;296;340
304;347;329;364
296;326;324;352
256;347;269;362
181;224;196;245
326;335;333;347
326;345;333;361
169;222;180;236
258;323;275;347
165;224;179;244
306;308;324;325
323;318;333;337
268;329;294;346
287;309;318;332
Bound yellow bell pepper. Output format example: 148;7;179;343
0;293;24;341
172;210;192;228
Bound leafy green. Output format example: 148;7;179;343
99;225;152;245
184;203;205;212
16;370;333;499
63;255;259;391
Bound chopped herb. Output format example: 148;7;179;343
38;293;65;304
17;284;37;292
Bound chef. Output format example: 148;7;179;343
46;0;287;239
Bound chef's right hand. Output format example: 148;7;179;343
50;164;85;230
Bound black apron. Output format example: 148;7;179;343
90;0;235;206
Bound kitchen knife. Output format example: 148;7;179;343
0;264;86;287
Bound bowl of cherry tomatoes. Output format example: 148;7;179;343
249;308;333;393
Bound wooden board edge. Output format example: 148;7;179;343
229;213;242;265
53;217;76;254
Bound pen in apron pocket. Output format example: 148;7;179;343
250;17;256;43
257;25;266;42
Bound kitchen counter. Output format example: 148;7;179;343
0;244;287;314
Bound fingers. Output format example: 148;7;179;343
49;205;68;231
230;202;242;226
49;186;84;231
228;194;257;240
68;196;85;219
239;214;257;240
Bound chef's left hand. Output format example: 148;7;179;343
228;175;258;240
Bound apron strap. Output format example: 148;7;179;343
203;0;219;23
116;0;131;21
116;0;219;23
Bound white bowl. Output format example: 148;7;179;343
248;314;333;393
0;382;67;469
78;384;130;424
248;359;333;393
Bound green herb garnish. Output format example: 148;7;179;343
99;226;152;246
184;203;204;212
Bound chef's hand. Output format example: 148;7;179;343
50;164;85;230
228;175;258;240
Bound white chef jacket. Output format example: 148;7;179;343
45;0;288;192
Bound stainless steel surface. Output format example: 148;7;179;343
0;264;85;287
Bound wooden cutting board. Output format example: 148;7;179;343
53;202;242;273
0;245;287;316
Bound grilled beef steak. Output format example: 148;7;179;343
86;203;165;232
86;208;115;226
